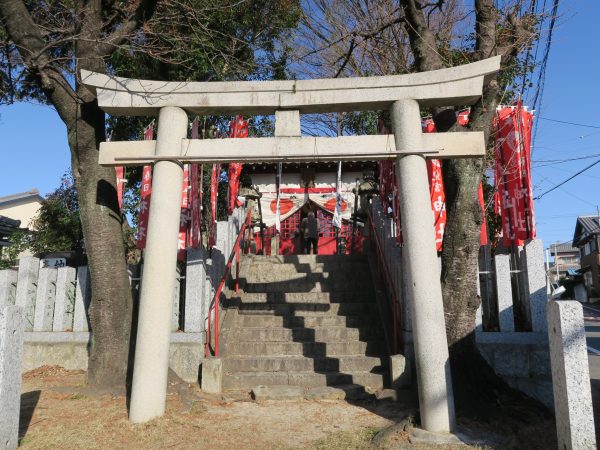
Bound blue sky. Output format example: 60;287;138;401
0;0;598;251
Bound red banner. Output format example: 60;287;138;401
209;163;219;248
493;103;535;247
136;123;155;250
178;165;190;260
422;118;447;251
190;119;201;248
116;166;126;210
227;115;249;214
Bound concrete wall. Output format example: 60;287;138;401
22;332;203;382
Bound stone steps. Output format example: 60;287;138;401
243;280;372;293
229;326;383;342
222;370;386;390
233;301;376;316
228;291;375;304
236;313;377;328
223;355;386;373
220;254;389;393
226;340;386;357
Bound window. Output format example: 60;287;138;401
592;238;599;254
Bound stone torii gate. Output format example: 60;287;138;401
82;56;501;432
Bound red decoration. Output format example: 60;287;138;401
324;198;348;212
493;103;536;247
189;119;201;249
209;163;219;248
115;166;125;210
270;198;294;215
136;123;155;250
227;116;249;214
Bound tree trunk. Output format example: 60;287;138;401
68;97;133;390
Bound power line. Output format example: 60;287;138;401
533;152;600;164
534;158;600;200
531;0;560;155
538;116;600;129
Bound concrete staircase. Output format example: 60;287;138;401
220;254;389;392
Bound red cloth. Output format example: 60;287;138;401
493;103;536;247
227;116;249;214
209;163;219;248
190;119;201;248
115;166;125;210
136;124;155;250
178;165;190;260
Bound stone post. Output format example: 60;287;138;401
524;239;548;332
33;268;57;332
52;267;77;332
494;252;514;332
547;301;595;449
73;266;90;332
0;270;17;308
15;257;39;331
0;305;25;450
391;99;455;433
129;106;188;423
184;248;206;333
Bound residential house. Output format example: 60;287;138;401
549;241;581;283
0;190;43;229
573;215;600;300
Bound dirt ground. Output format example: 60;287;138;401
19;366;411;450
19;366;557;450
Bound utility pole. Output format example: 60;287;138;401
555;241;560;283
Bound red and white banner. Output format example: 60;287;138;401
136;123;155;250
116;166;126;210
227;115;249;214
190;118;201;249
209;163;219;248
178;165;190;260
421;117;447;251
478;183;489;246
493;103;536;247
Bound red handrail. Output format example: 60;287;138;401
205;210;252;358
368;213;400;354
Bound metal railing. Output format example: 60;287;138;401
368;213;401;354
205;210;252;358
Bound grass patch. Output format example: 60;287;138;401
312;427;380;450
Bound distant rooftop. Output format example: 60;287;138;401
0;189;43;207
573;215;600;247
550;241;578;255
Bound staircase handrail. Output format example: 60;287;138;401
367;212;400;354
205;209;252;358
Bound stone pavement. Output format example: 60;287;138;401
582;302;600;445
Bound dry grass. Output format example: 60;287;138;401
19;367;404;450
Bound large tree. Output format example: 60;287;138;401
293;0;542;410
0;0;299;390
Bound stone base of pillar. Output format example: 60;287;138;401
201;358;223;394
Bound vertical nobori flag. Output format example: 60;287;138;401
189;118;201;249
275;163;282;233
178;164;190;260
209;163;219;248
136;122;155;250
333;161;343;229
493;103;536;247
227;115;249;215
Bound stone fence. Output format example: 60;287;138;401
369;198;553;408
0;208;245;382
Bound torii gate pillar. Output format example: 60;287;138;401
391;99;455;432
129;106;188;423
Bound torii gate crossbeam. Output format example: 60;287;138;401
82;56;501;433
